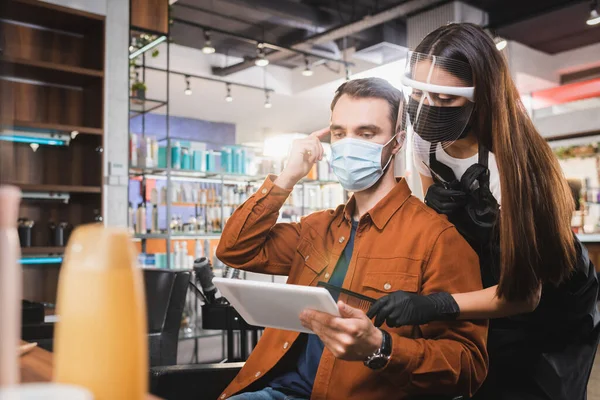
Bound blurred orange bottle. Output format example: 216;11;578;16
54;224;148;400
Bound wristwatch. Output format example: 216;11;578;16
364;328;392;370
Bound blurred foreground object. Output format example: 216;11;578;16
54;224;148;400
0;186;22;386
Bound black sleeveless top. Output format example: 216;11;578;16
428;144;600;400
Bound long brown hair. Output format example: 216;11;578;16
416;23;576;301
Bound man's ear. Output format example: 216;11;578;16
391;131;406;155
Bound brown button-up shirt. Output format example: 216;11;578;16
216;176;488;400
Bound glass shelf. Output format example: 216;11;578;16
129;167;339;186
129;97;167;118
131;233;222;241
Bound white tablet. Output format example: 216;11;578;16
213;277;340;334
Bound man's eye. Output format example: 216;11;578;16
361;133;374;139
332;132;344;138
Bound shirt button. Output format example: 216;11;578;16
305;255;310;261
384;283;392;290
324;272;330;279
283;342;289;349
261;188;268;194
339;236;345;243
255;371;261;377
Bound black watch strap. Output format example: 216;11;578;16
380;329;392;357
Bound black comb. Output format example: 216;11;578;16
317;281;376;313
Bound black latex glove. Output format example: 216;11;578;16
424;181;468;215
367;291;460;328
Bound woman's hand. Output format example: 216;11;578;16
424;181;468;215
367;291;460;327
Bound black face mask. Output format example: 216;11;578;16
406;98;473;143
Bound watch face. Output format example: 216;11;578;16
366;355;389;370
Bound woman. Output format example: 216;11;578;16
367;23;600;400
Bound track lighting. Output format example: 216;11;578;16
255;43;269;67
264;91;272;109
588;1;600;25
202;30;216;54
184;75;192;95
302;57;313;77
225;84;233;102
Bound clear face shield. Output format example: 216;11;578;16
397;52;475;157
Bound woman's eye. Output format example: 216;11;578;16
437;95;457;105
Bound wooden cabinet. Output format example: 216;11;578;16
0;0;105;303
131;0;169;34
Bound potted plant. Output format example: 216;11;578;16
131;81;147;101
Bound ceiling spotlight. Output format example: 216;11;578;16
495;37;507;51
255;43;269;67
184;75;192;95
202;30;216;54
302;57;313;77
264;91;272;109
225;84;233;102
30;143;39;152
588;1;600;26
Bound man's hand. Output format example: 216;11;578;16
300;301;382;361
274;128;329;190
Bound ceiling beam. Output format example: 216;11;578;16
172;17;354;66
217;0;337;26
212;0;446;76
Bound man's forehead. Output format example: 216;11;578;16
330;95;390;126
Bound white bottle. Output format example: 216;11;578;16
173;242;181;269
181;242;188;269
0;186;22;386
194;239;203;260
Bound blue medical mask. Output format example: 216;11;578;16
330;135;397;192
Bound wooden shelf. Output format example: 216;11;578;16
21;247;65;255
9;183;102;194
4;120;103;136
1;56;103;87
7;0;105;35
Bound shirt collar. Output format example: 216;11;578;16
340;178;412;230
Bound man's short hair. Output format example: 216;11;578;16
330;78;402;133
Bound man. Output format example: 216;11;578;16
216;78;488;400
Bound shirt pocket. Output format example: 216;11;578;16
293;238;329;286
362;272;420;298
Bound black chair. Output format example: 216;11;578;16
150;362;244;400
144;268;191;367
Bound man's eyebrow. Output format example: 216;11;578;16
356;125;382;132
330;124;345;130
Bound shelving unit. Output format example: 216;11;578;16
129;97;168;118
21;247;65;255
8;183;102;194
1;0;105;303
3;121;104;136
